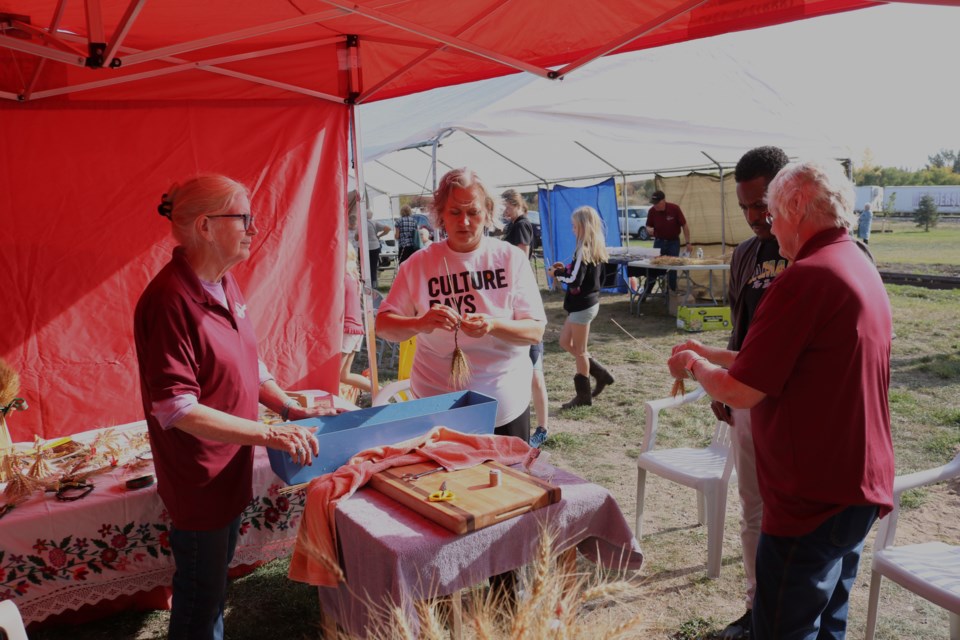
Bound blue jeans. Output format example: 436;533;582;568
654;238;681;290
168;515;241;640
753;505;879;640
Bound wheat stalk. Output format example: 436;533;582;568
610;318;686;397
443;257;471;389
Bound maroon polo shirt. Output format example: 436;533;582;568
134;247;259;530
729;227;895;537
646;202;686;241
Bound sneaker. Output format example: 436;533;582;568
719;610;752;639
529;426;548;448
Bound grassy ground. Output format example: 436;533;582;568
30;222;960;639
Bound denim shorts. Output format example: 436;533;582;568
341;332;363;353
567;303;599;325
529;342;543;371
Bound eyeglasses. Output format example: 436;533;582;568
207;213;255;230
765;213;774;226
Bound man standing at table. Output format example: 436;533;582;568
672;146;789;639
668;160;895;640
639;190;691;300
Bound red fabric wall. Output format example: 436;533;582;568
0;99;348;440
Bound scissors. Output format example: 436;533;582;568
428;481;455;502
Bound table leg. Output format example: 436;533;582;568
449;589;463;640
317;598;339;639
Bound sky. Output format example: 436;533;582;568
364;3;959;173
704;3;959;170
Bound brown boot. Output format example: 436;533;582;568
589;358;615;398
561;374;592;409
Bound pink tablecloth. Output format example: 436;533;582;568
0;422;304;625
317;465;643;637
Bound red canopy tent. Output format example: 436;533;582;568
2;0;910;439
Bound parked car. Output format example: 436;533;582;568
618;206;651;240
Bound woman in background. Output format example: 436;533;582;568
550;206;615;409
396;205;421;263
135;175;338;640
501;188;549;446
340;243;372;394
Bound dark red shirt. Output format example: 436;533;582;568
134;247;259;530
646;202;686;241
729;227;895;537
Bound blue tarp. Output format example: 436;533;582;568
539;177;624;292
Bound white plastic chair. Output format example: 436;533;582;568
635;386;736;578
864;452;960;640
372;379;416;406
0;599;29;640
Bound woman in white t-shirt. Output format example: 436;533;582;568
376;168;547;440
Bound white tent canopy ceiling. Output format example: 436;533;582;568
359;41;852;197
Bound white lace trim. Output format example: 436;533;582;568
17;535;298;625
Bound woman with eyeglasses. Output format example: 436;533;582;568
134;174;339;640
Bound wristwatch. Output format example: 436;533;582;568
685;356;704;381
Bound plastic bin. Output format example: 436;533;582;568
268;390;498;484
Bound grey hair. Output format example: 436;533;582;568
164;175;249;246
430;168;496;231
767;161;856;230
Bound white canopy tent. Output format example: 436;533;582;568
359;41;850;198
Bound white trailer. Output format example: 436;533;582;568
855;185;884;213
883;186;960;215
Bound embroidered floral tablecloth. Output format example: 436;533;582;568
0;422;304;624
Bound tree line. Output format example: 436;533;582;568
856;148;960;186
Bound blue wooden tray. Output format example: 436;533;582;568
268;390;498;484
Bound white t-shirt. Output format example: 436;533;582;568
380;237;547;426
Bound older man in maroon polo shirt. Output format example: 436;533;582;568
668;161;895;640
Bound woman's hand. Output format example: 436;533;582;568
266;423;320;466
418;304;461;334
459;313;494;338
287;404;346;420
667;349;698;381
672;338;706;357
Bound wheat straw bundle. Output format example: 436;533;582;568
444;258;471;389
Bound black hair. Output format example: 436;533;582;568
734;146;789;183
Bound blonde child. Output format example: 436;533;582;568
550;206;615;409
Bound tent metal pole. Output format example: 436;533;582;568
355;0;514;104
22;0;70;100
84;0;106;50
116;2;398;67
701;150;728;302
574;141;629;247
349;47;381;399
103;0;147;67
0;33;86;66
374;160;430;192
552;0;709;78
463;131;548;184
416;146;456;173
317;0;553;79
30;34;344;101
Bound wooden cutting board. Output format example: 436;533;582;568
369;461;561;535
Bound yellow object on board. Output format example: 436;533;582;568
398;336;416;381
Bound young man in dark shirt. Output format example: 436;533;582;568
672;146;789;640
